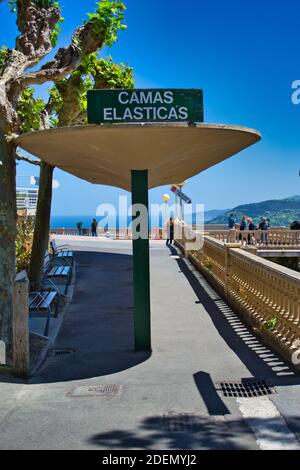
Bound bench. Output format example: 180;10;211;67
29;291;58;336
46;265;72;295
50;240;74;266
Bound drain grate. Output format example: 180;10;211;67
68;384;121;397
216;379;275;398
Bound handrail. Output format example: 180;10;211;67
176;224;300;367
50;227;165;240
206;229;300;247
230;247;300;286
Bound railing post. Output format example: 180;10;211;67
228;229;238;243
13;271;30;379
183;230;188;257
225;244;241;300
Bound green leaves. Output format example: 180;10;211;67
267;318;278;330
50;15;64;47
86;1;127;48
0;46;8;75
17;88;46;133
14;2;133;131
48;85;63;112
47;53;134;126
79;53;134;89
92;56;134;89
16;216;35;273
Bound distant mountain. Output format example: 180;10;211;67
208;196;300;227
204;209;230;222
185;208;229;224
283;195;300;201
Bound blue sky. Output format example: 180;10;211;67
1;0;300;214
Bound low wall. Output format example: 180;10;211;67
207;228;300;248
176;224;300;369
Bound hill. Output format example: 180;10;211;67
208;196;300;227
204;209;230;222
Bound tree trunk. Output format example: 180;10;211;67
29;161;54;288
0;130;17;348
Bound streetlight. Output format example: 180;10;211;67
162;194;170;204
173;180;188;220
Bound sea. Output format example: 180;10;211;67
51;215;164;229
50;212;208;229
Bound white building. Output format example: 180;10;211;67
16;176;39;216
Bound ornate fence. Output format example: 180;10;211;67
206;228;300;248
176;225;300;367
50;227;164;240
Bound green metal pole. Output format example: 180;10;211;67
131;170;151;351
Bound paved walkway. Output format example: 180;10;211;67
1;239;300;450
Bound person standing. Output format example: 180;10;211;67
240;216;248;231
247;217;256;244
228;213;235;229
91;219;97;237
166;217;175;245
259;217;269;244
77;221;83;236
239;216;247;242
248;218;256;231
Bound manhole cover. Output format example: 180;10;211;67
216;379;275;398
68;384;121;397
161;412;227;433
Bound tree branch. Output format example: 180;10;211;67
16;152;41;166
15;3;61;63
17;16;110;88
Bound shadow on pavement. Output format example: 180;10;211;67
168;245;300;387
6;250;151;384
86;413;261;450
193;371;230;415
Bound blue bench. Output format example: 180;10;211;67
50;240;74;267
29;291;58;336
45;266;72;295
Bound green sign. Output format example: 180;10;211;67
87;88;203;124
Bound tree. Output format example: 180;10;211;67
0;0;127;348
27;56;134;287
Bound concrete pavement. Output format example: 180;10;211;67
0;239;300;450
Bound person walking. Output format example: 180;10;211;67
166;217;175;245
91;219;97;237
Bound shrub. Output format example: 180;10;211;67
16;216;35;273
